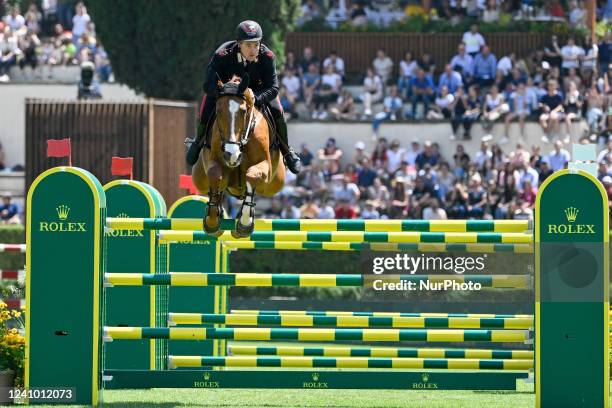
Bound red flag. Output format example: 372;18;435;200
47;138;72;165
111;157;134;179
179;175;198;194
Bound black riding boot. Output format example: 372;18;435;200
186;121;206;166
274;116;301;174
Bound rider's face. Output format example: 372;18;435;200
239;41;260;62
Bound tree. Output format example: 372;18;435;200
87;0;300;100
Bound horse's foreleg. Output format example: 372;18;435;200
231;161;270;238
204;162;225;237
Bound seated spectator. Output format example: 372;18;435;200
0;193;19;224
482;85;509;143
361;67;384;117
95;44;113;82
298;46;319;76
563;80;582;143
544;35;562;69
279;86;296;119
539;80;565;143
450;85;481;140
597;161;612;181
284;51;298;74
317;198;336;219
298;0;322;25
525;77;540;114
409;68;435;118
361;200;381;219
538;160;554;183
334;174;360;204
299;143;314;168
18;30;39;74
510;141;530;167
281;68;301;101
366;177;390;213
302;63;321;117
462;24;486;57
415;140;439;170
24;4;41;34
519;179;537;207
280;197;301;219
404;139;421;167
569;0;587;28
497;52;515;77
389;178;409;219
546;140;571;171
418;53;436;80
372;85;403;137
581;35;598;81
386;139;406;175
453;144;471;180
3;6;24;32
325;0;348;29
371;137;389;171
475;140;493;168
427;85;454;120
349;1;368;27
466;175;487;218
353;141;368;167
504;82;530;141
482;0;500;22
318;137;343;177
299;194;320;219
450;43;474;82
409;176;435;218
0;29;19;82
438;64;462;95
473;45;497;88
330;89;357;120
335;198;357;219
447;182;469;218
598;33;611;78
323;50;345;78
372;49;393;85
586;82;605;136
398;51;417;100
562;67;582;93
516;159;540;190
357;158;377;195
295;163;327;199
313;65;342;120
342;163;358;184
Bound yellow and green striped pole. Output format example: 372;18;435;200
221;241;535;253
227;344;534;360
168;355;533;370
158;231;534;244
105;272;531;289
167;313;533;329
107;218;532;233
230;310;534;319
104;327;531;342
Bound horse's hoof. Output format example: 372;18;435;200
203;218;221;236
232;222;254;238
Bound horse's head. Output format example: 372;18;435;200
215;74;255;168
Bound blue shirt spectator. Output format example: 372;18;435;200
449;44;474;77
438;65;462;95
410;73;435;93
473;46;497;85
0;195;18;222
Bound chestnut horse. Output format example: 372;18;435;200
192;75;285;238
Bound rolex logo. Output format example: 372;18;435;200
565;207;578;223
56;205;70;220
203;372;210;381
312;373;319;382
421;373;429;382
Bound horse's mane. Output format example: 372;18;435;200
218;75;254;109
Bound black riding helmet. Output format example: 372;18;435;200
235;20;263;42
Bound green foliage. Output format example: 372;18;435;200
0;226;24;271
86;0;300;100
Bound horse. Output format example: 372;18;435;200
192;75;285;238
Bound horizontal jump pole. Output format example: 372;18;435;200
0;244;26;253
168;313;534;329
104;327;531;342
104;273;531;289
106;218;532;233
159;231;534;244
227;344;535;360
168;355;534;371
230;310;535;319
221;241;535;253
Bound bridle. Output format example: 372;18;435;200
216;82;257;155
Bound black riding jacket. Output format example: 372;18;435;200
203;41;279;106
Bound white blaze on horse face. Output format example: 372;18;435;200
228;99;240;143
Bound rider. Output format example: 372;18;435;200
186;20;302;174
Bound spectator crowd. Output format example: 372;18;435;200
0;1;112;82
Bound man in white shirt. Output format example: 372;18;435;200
281;68;301;101
497;53;515;76
462;24;485;57
3;6;25;32
404;139;421;166
561;37;584;71
474;141;493;168
386;139;406;174
546;140;571;171
71;2;91;40
450;43;474;79
322;51;345;77
372;49;393;84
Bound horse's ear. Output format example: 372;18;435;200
238;73;250;94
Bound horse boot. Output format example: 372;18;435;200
203;190;224;237
186;121;207;166
232;188;256;239
274;116;302;175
